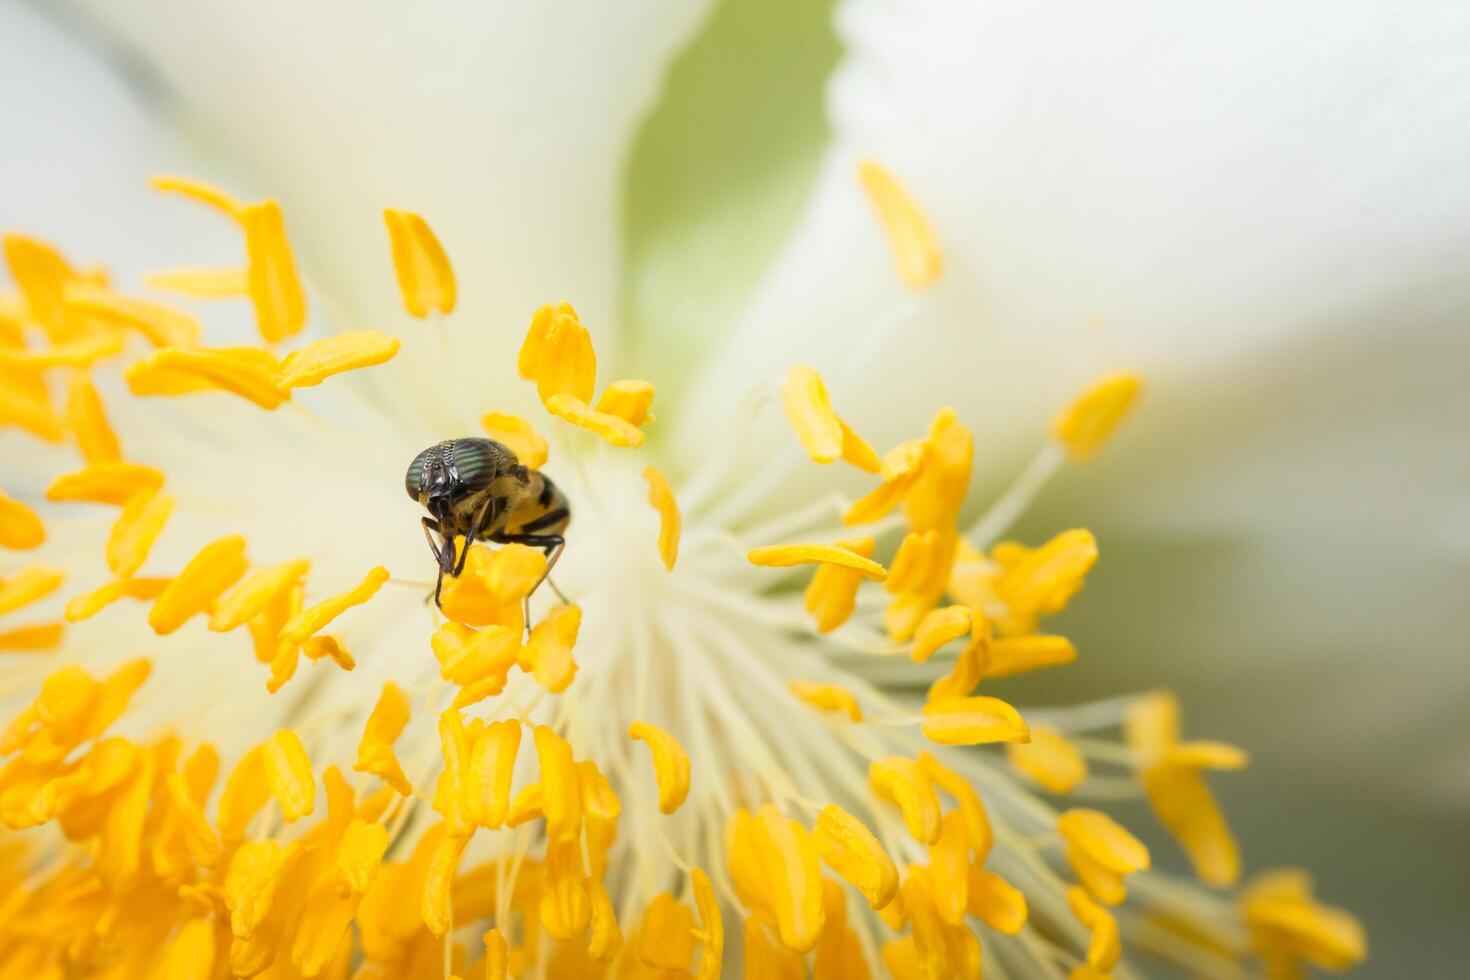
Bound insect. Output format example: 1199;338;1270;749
405;437;570;608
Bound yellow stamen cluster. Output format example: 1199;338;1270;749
517;301;655;447
0;168;1365;980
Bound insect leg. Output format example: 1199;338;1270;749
453;495;499;578
422;517;450;608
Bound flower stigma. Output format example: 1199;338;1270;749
0;166;1365;979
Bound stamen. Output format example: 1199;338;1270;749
64;286;202;347
45;461;163;505
628;721;691;815
642;465;681;572
105;489;174;578
148;536;249;635
747;543;887;580
65;372;122;463
857;159;943;291
275;330;402;389
383;208;457;319
143;267;250;298
240;200;308;344
480;411;549;469
596;379;657;428
148;174;244;218
1052;373;1143;461
0;488;45;549
279;565;390;645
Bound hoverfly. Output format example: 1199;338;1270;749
406;438;570;607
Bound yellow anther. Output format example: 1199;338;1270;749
814;880;867;978
264;729;316;822
917;752;993;862
64;576;168;622
636;892;696;971
45;460;163;505
985;634;1077;679
209;558;310;632
545;392;644;447
596;378;657;427
779;365;879;472
993;528;1098;630
143;267;250;298
217;746;270;845
642;465;681;572
869;757;941;845
0;621;63;651
518;301;596;405
921;695;1029;746
802;536;874;633
302;634;354;670
279;565;389;645
0;332;122;369
158;916;215;977
480;411;549;469
440;543;544;627
64;285;201;347
1008;725;1089;794
886;529;952;606
1053;373;1142;461
148;174;244;218
588;876;624;961
276;329;402;389
747;542;887;581
787;680;863;722
1058;808;1150;878
578;760;622;826
465;720;521;828
539;838;591;940
691;867;724;980
0;361;66;442
857;158;942;290
0;564;65;616
904;409;972;532
127;346;288;409
434;708;473;836
422;831;468;937
4;233;80;335
105;490;174;578
533;724;583;842
1125;692;1245;886
63;372;120;465
752;805;825;952
384;208;457;318
1242;870;1366;974
483;929;510;980
354;682;412;796
814;804;899;909
0;489;45;549
910;605;971;662
521;604;581;693
147;535;247;635
224;838;292;940
431;621;519;688
628;720;691;814
745;917;807;977
1067;885;1123;971
926;810;971;926
241;200;307;344
506;783;544;827
967;867;1027;934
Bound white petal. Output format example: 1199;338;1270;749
57;0;716;420
674;0;1470;484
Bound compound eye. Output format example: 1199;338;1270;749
446;438;503;492
405;448;432;502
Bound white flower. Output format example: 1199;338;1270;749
4;0;1463;974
